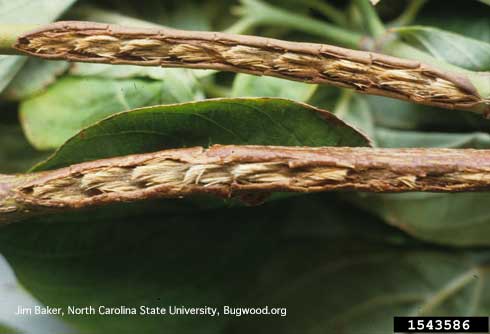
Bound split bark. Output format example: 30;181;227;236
13;21;490;116
3;145;490;223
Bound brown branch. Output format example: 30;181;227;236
3;145;490;224
13;21;490;115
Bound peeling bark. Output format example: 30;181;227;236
14;21;490;115
3;145;490;224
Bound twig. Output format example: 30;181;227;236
8;21;489;116
3;145;490;223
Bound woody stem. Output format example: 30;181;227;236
3;145;490;224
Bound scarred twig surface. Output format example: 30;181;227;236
3;145;490;223
13;21;490;115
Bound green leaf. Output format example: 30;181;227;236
1;194;488;333
33;97;370;171
20;72;204;151
0;0;77;94
69;63;198;82
0;323;20;333
231;74;316;101
18;2;207;152
165;1;212;31
0;59;26;98
351;191;490;246
70;62;212;91
416;13;490;44
367;95;490;132
2;58;69;101
349;128;490;246
333;92;375;142
376;128;490;148
396;25;490;71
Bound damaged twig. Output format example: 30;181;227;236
6;21;489;116
3;145;490;224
